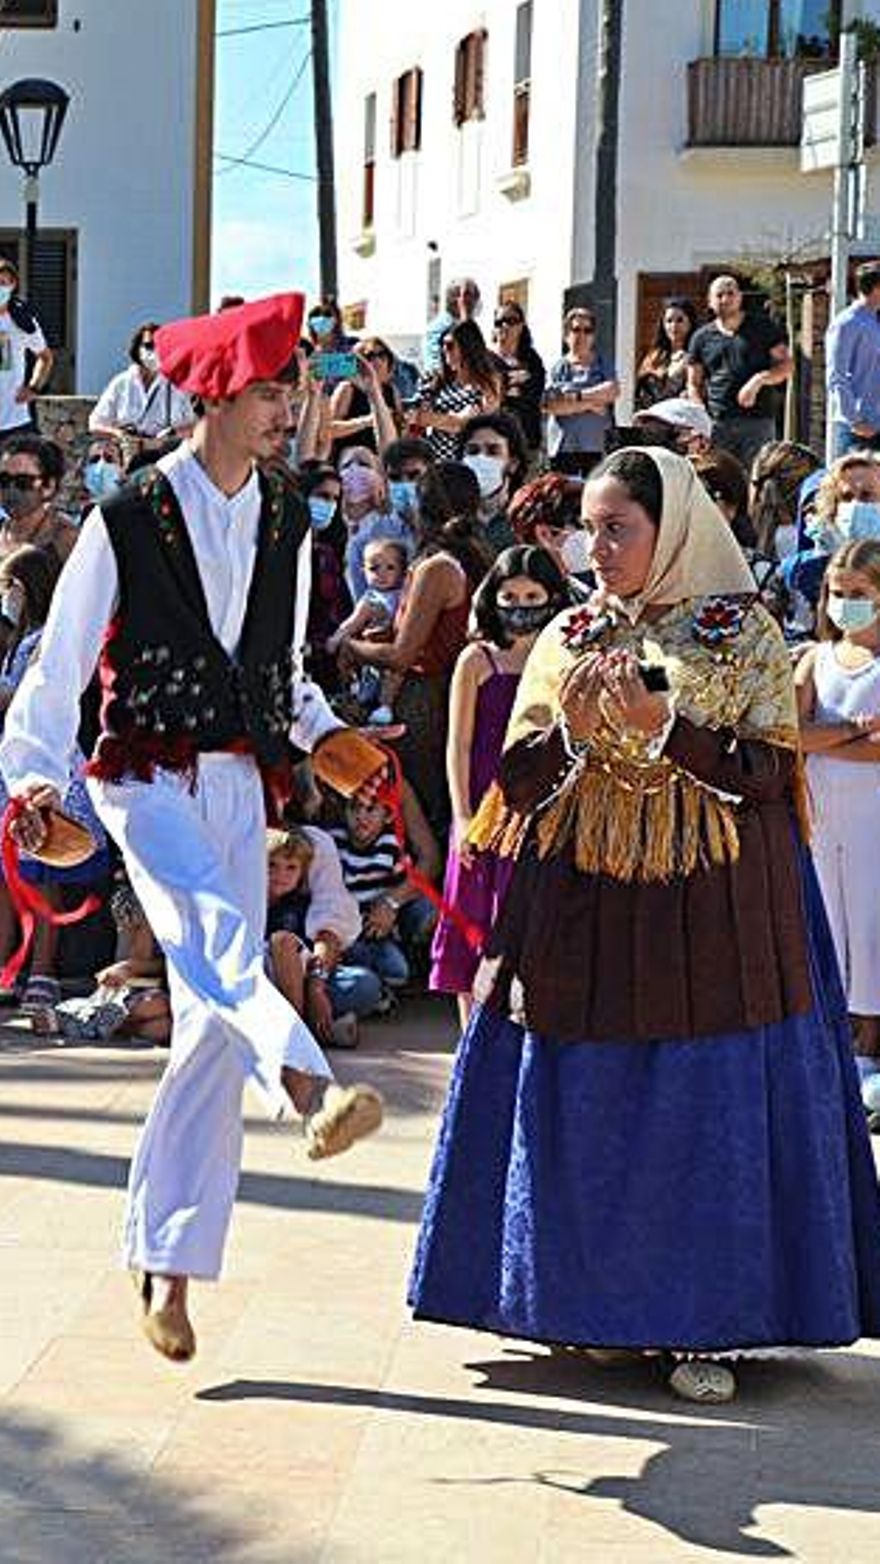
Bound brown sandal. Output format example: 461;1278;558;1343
132;1270;196;1362
305;1083;383;1160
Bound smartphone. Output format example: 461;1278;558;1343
639;662;670;692
313;351;359;381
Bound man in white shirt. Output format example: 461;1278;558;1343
0;293;382;1363
0;257;54;438
89;320;194;446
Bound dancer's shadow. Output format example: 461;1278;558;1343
199;1345;880;1557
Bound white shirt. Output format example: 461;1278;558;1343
0;443;340;795
0;306;46;434
301;826;361;947
89;363;194;437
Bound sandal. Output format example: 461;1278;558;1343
20;975;62;1035
305;1083;383;1160
132;1270;196;1363
667;1358;737;1404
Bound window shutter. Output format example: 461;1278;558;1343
514;2;532;87
0;0;58;26
453;37;467;125
404;67;423;152
471;28;487;119
390;74;402;157
363;94;376;226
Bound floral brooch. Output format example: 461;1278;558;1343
559;604;613;653
691;594;754;648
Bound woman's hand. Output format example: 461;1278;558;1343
363;896;397;940
600;651;670;738
559;652;607;742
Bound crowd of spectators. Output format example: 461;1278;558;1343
1;260;880;1128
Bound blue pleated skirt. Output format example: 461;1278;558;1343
409;854;880;1351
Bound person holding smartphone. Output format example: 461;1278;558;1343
329;338;402;461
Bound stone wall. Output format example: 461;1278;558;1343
34;394;97;519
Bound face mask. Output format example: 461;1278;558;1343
463;453;506;500
0;587;21;627
0;284;12;308
388;479;419;516
84;458;123;500
340;463;379;505
309;315;334;338
139;347;158;373
308;494;337;531
834;499;880;543
559;529;593;575
773;523;798;560
497;602;555;638
826;594;880;633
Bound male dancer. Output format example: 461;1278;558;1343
0;293;382;1361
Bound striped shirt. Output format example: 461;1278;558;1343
329;826;408;906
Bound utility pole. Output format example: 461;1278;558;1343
829;27;859;321
311;0;338;300
564;1;624;361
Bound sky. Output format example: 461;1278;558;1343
211;0;337;305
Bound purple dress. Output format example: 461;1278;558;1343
430;647;518;994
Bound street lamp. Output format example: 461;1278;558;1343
0;78;69;299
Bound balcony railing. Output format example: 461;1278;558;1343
686;56;875;149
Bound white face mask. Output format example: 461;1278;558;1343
834;499;880;543
826;594;880;633
559;529;593;575
140;347;158;374
463;453;506;500
0;587;21;626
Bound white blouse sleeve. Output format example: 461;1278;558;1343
289;528;345;753
0;507;119;794
302;825;362;947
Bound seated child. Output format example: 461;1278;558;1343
51;873;171;1044
326;537;407;723
329;791;438;991
265;824;387;1049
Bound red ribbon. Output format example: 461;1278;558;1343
1;800;102;990
372;744;484;954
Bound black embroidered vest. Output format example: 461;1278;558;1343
88;465;308;784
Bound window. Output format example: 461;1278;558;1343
499;277;529;313
390;67;423;158
714;0;841;59
0;227;77;391
512;2;532;166
362;93;376;228
453;29;487;126
0;0;58;24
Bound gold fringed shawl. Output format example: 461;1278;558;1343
468;594;804;883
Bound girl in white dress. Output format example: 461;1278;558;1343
796;539;880;1106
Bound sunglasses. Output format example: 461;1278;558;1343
0;474;41;492
569;323;596;334
362;349;388;362
494;316;519;328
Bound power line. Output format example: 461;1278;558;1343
214;154;316;181
215;50;311;175
217;18;309;37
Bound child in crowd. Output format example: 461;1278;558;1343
796;538;880;1128
431;544;569;1024
265;824;386;1049
330;791;439;993
51;872;171;1044
327;537;408;722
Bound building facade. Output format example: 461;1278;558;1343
335;0;880;426
0;0;214;393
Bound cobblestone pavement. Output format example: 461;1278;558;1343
1;997;879;1563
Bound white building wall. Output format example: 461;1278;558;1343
614;0;880;411
0;0;201;392
335;0;585;370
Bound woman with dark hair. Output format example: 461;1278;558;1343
410;321;502;461
89;319;194;451
329;338;403;460
543;306;620;477
507;471;593;591
0;433;77;565
299;463;352;695
492;301;546;451
635;296;699;410
431;544;568;1022
410;445;880;1405
339;460;492;838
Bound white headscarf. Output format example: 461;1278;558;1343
598;446;755;623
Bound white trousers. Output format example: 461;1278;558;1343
812;831;880;1016
89;755;332;1281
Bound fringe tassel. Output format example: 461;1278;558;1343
536;762;740;884
466;780;531;859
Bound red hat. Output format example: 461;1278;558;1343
155;291;305;399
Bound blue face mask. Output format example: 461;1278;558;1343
835;499;880;543
826;594;880;633
84;458;123;500
0;284;12;309
309;314;334;338
388;479;419;517
308;494;337;531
